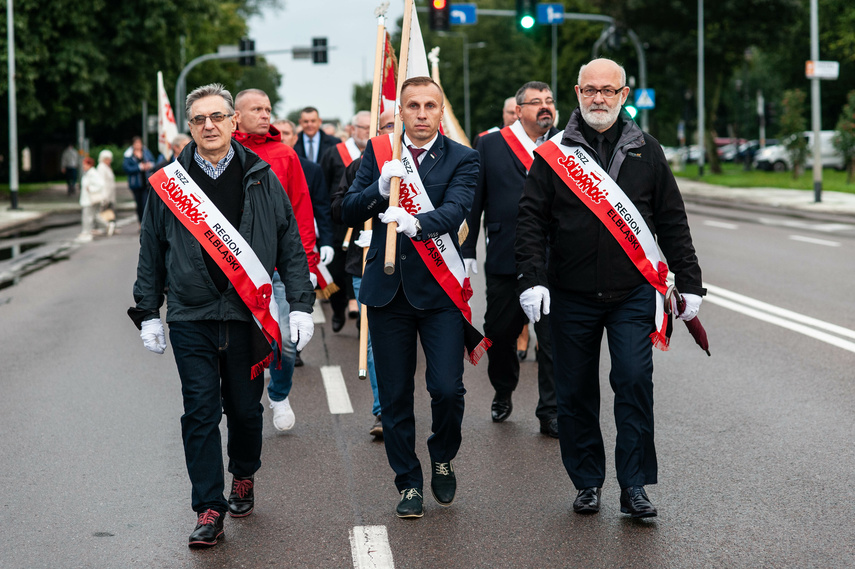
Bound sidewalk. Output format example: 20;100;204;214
0;181;136;234
2;178;855;235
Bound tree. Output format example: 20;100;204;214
779;89;808;178
833;90;855;183
352;82;373;116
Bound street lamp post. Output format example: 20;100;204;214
463;40;486;138
697;0;705;177
7;0;20;209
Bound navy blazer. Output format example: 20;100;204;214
461;126;559;275
294;130;341;163
298;157;334;249
340;134;479;310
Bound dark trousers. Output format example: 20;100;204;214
368;287;466;491
484;274;556;420
131;186;148;223
550;284;658;490
65;167;78;195
327;245;354;318
169;320;265;513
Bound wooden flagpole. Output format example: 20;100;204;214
358;2;390;379
382;0;415;275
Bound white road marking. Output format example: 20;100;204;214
700;283;855;353
788;234;841;247
321;365;353;414
350;525;395;569
312;297;326;324
759;217;855;233
703;220;739;230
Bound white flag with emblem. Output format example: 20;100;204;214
157;71;179;160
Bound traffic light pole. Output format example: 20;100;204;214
173;46;328;131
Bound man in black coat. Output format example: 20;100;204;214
462;81;559;437
294;106;341;163
515;59;705;518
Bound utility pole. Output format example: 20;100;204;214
697;0;705;177
7;0;20;210
810;0;822;202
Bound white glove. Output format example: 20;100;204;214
309;272;318;288
140;318;166;354
464;258;478;276
289;311;314;351
319;245;335;265
354;230;373;248
677;293;702;321
378;206;418;238
378;159;406;198
519;286;551;323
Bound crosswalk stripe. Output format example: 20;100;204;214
350;525;395;569
320;365;353;414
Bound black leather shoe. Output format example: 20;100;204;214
573;487;602;514
294;351;304;367
396;488;424;519
228;475;254;518
620;486;657;518
430;461;456;506
188;509;224;548
332;312;346;332
491;393;513;422
540;417;559;438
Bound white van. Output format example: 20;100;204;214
754;130;844;171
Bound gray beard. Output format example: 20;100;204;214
580;104;621;131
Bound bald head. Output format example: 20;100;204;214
502;97;517;127
575;58;630;132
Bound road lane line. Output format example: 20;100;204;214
703;220;739;230
704;284;855;340
703;295;855;354
312;298;326;324
350;525;395;569
759;217;855;233
321;365;353;414
788;234;841;247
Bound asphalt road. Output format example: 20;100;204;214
0;203;853;568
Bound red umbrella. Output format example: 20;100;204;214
669;288;711;356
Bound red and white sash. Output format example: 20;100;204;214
336;139;360;168
312;245;339;299
535;134;672;350
149;161;283;375
372;134;491;365
499;120;537;172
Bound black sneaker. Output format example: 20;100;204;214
188;509;224;548
430;461;456;506
396;488;424;519
228;475;254;517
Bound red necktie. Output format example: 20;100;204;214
408;145;426;170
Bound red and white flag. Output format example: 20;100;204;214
380;32;398;116
157;71;179;160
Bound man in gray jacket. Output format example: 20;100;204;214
129;83;315;548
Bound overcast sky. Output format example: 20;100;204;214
247;1;407;123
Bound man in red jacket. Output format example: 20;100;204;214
233;88;321;433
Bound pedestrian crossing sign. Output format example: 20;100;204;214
634;89;655;110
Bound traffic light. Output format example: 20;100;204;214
516;0;536;30
239;37;255;66
312;37;328;64
624;104;638;120
430;0;451;32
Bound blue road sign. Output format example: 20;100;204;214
450;4;477;25
537;3;565;24
635;89;656;109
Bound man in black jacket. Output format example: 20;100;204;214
130;83;315;547
461;81;559;437
515;59;705;518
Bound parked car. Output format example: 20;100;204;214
754;131;844;171
736;139;778;164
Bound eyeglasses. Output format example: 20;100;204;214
519;98;556;107
189;112;233;126
579;87;626;98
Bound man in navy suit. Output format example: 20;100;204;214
462;81;560;437
294;107;341;163
341;76;480;519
